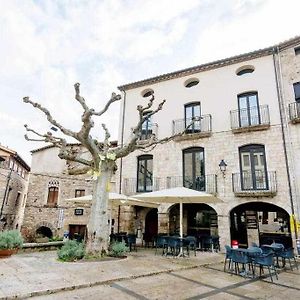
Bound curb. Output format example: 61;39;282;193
1;260;223;299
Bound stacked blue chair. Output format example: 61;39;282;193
231;249;253;277
224;245;233;272
186;236;197;256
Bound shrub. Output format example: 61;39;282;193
57;240;85;262
0;230;23;249
109;241;129;257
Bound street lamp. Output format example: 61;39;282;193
219;160;227;178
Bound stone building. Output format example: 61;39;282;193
21;143;124;242
0;145;30;231
116;36;300;249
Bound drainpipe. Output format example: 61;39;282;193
272;47;298;239
117;89;127;233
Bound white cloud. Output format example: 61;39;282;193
0;0;299;164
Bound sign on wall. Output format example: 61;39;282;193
74;208;84;216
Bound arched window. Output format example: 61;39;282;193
185;102;201;133
239;144;267;190
183;147;205;191
236;65;255;76
184;78;199;88
141;88;154;98
47;180;59;206
238;92;260;127
137;155;153;192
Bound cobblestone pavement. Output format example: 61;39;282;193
34;260;300;300
0;249;299;299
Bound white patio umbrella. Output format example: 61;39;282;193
133;187;222;239
66;192;159;208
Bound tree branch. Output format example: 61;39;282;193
23;97;77;138
93;92;121;116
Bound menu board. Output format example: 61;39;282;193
246;211;258;229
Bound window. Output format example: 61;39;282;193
47;180;59;206
183;147;205;191
137;155;153;192
75;189;85;198
184;78;199;88
185;102;201;133
236;65;255;76
141;112;152;140
239;144;267;190
293;82;300;102
238;92;260;127
295;47;300;55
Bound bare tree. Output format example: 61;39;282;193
23;83;191;254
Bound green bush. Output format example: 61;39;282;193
109;241;129;257
0;230;23;250
49;236;63;242
57;240;85;261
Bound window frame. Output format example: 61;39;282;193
237;92;261;127
75;189;85;198
293;82;300;103
136;155;153;193
47;186;59;206
182;147;205;191
184;102;201;133
238;144;268;191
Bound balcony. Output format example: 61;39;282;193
232;171;277;197
138;123;158;142
122;174;217;196
230;105;270;133
172;115;212;141
288;102;300;123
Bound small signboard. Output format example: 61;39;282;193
296;239;300;256
74;208;84;216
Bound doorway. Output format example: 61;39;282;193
69;224;86;242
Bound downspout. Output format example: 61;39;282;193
272;47;298;239
117;89;127;233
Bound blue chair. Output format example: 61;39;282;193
186;236;197;256
167;237;179;256
224;245;233;272
278;248;298;271
253;252;278;282
127;234;137;252
231;249;253;277
155;236;167;255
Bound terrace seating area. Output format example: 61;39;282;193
224;242;298;282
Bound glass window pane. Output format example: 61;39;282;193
294;82;300;101
248;95;258;108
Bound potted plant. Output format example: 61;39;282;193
0;230;23;258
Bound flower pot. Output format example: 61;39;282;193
0;249;15;258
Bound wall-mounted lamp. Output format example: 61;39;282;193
219;159;227;178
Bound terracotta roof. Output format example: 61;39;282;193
118;36;300;91
0;144;30;171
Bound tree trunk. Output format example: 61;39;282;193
85;162;113;255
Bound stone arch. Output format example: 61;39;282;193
36;226;53;238
229;201;291;248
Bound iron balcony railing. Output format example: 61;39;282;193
122;175;217;196
139;123;158;140
172;115;212;135
232;171;277;194
230;105;270;130
288;102;300;122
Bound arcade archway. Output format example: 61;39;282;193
230;202;291;248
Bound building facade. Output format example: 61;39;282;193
0;145;30;231
21;143;123;242
116;37;300;249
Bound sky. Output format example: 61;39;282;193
1;0;300;166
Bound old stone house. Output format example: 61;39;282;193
116;36;300;249
0;145;30;231
20;142;137;242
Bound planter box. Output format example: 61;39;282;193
0;249;15;258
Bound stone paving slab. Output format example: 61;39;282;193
0;249;222;299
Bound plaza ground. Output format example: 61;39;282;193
0;249;299;299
